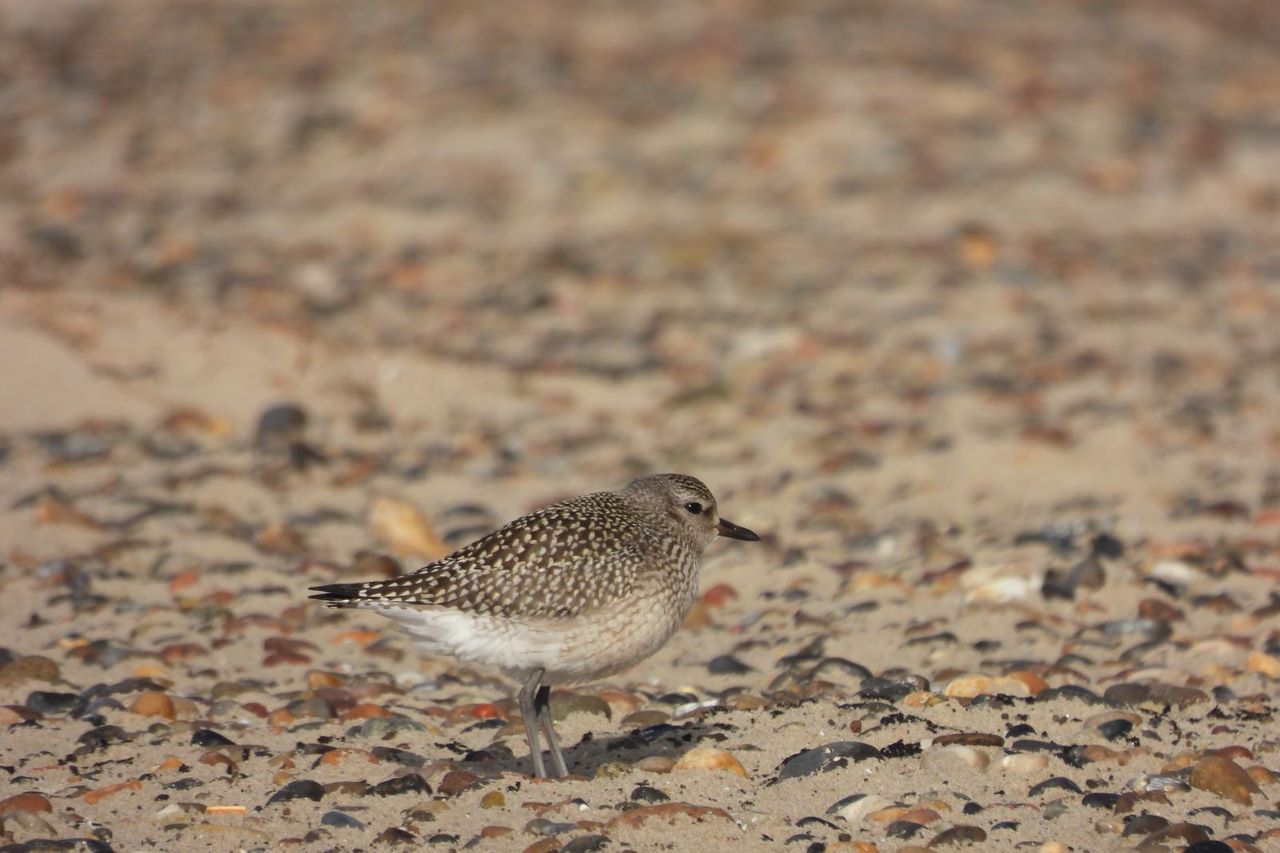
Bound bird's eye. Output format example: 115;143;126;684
684;501;703;515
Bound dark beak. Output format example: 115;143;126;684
717;517;760;541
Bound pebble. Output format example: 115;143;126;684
130;690;177;719
1245;651;1280;678
0;655;60;685
25;690;86;716
0;792;53;816
674;746;748;777
1189;755;1262;805
368;496;448;559
265;779;326;806
560;835;610;853
775;741;883;780
930;825;987;846
370;773;432;797
1029;776;1083;796
254;403;308;447
548;692;612;721
631;785;670;803
707;654;754;675
926;744;990;772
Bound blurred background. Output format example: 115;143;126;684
3;0;1280;521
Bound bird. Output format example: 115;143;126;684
310;473;760;779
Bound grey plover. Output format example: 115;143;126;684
310;474;759;779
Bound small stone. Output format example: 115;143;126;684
1143;821;1211;845
930;825;987;846
321;811;365;830
1246;651;1280;678
130;691;176;720
886;820;926;839
927;744;990;772
1189;755;1262;805
1029;776;1083;796
191;729;236;747
933;733;1004;748
437;770;480;797
255;403;308;447
373;826;417;845
631;785;670;803
25;690;86;716
674;746;748;777
707;654;754;675
633;755;675;773
561;835;610;853
775;741;882;779
943;675;995;699
369;497;448;559
0;655;60;685
480;791;506;809
371;773;432;797
548;692;612;722
1137;598;1184;621
0;792;53;816
265;779;326;806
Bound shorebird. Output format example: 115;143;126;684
310;474;760;779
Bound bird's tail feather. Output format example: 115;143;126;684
309;582;368;605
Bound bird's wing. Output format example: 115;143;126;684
311;493;649;618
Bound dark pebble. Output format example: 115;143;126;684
77;725;131;750
929;825;987;846
370;774;431;797
1081;792;1119;810
807;657;872;683
25;691;86;717
991;820;1020;831
321;811;365;830
164;777;204;790
1037;685;1102;704
1004;723;1036;737
1096;719;1133;740
885;820;925;839
1009;739;1067;754
962;802;983;815
255;403;309;447
1188;806;1234;821
775;741;883;780
630;785;669;803
265;779;326;806
1104;683;1151;706
1122;814;1170;836
561;834;610;853
1183;843;1233;853
370;747;426;768
373;827;417;845
191;729;237;747
707;654;754;675
427;833;459;845
796;816;840;831
1029;776;1083;797
1091;533;1125;559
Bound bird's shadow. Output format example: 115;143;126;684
459;718;737;781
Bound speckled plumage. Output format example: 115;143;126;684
310;473;760;778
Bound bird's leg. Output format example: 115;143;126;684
518;668;547;779
534;684;568;778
